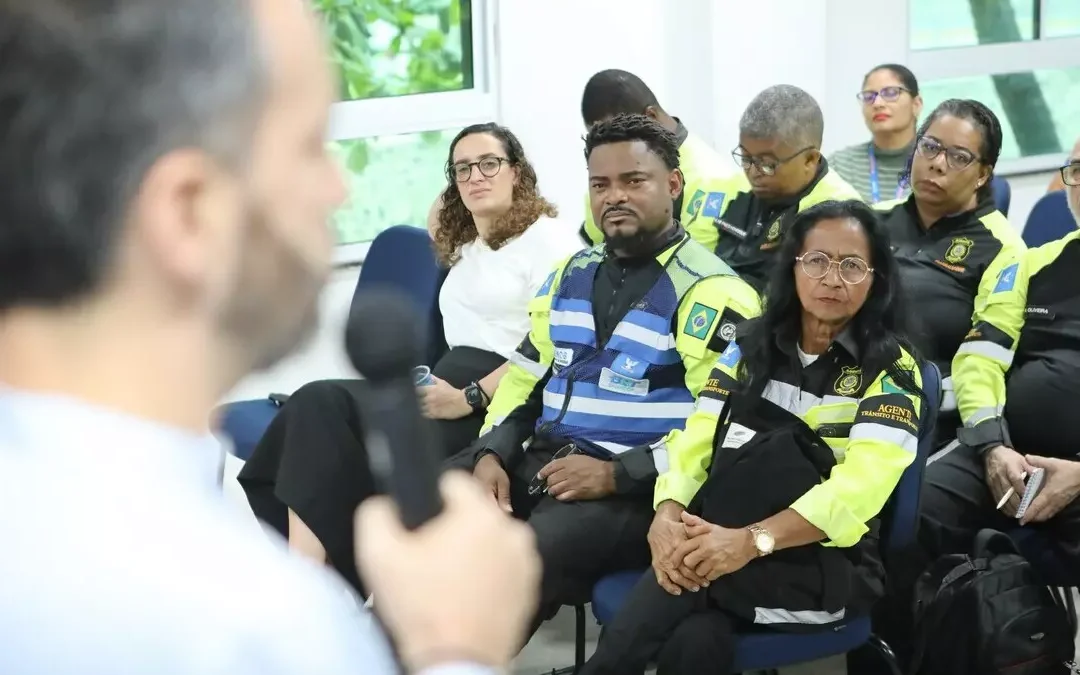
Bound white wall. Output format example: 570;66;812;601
222;0;1058;403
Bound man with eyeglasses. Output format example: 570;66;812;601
704;84;860;291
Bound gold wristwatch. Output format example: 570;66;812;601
747;523;775;557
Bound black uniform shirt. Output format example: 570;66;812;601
880;193;1016;379
714;159;829;291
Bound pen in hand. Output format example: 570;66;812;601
995;471;1028;511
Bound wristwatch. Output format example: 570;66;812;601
463;381;488;413
747;523;775;557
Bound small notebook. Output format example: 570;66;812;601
1015;467;1046;520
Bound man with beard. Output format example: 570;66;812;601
0;1;539;674
450;114;761;641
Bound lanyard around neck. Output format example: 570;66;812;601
868;144;907;204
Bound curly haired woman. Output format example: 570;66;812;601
238;123;581;596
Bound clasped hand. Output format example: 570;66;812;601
649;505;755;596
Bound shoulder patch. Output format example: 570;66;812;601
701;192;727;218
881;373;907;395
993;262;1018;294
719;341;741;368
707;307;747;353
685;189;706;218
683;302;719;340
536;271;556;298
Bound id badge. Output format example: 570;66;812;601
598;367;650;397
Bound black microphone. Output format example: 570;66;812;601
345;288;443;530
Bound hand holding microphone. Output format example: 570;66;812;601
345;289;540;671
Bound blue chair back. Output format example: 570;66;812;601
351;224;448;366
880;361;941;554
991;176;1012;217
1023;190;1075;248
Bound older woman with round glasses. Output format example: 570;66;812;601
830;64;923;203
580;200;924;675
875;98;1025;446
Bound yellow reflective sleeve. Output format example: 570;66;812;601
673;275;761;395
791;350;922;547
653;275;761;509
953;248;1029;428
581;192;602;246
681;172;751;248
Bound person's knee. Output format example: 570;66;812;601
656;612;735;675
288;379;356;411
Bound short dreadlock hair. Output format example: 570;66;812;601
583;113;680;171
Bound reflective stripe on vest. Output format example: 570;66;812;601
538;241;733;453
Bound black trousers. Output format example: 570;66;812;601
237;346;504;596
446;443;655;642
920;444;1080;561
580;549;880;675
868;443;1080;672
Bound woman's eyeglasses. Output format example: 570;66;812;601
915;136;979;171
1060;161;1080;187
856;86;910;105
796;251;873;285
449;156;509;183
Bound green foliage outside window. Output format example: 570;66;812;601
313;0;472;245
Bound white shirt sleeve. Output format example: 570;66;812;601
526;217;586;293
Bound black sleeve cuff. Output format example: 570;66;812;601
957;416;1012;455
470;422;528;471
613;445;658;496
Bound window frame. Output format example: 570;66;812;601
905;0;1080;176
328;0;500;266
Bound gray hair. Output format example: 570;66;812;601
0;0;266;310
739;85;824;149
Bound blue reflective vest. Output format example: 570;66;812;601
539;239;735;455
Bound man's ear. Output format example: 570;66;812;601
669;168;685;201
644;105;660;121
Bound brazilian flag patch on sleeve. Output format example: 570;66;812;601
881;373;908;395
683;302;719;340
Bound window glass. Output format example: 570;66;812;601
909;0;1080;50
918;67;1080;162
317;0;472;101
333;129;455;245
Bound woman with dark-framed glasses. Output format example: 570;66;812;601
874;98;1025;448
238;122;582;597
581;200;925;675
829;64;923;203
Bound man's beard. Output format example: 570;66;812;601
603;219;668;257
217;202;327;374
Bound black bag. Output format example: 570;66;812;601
910;529;1074;675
